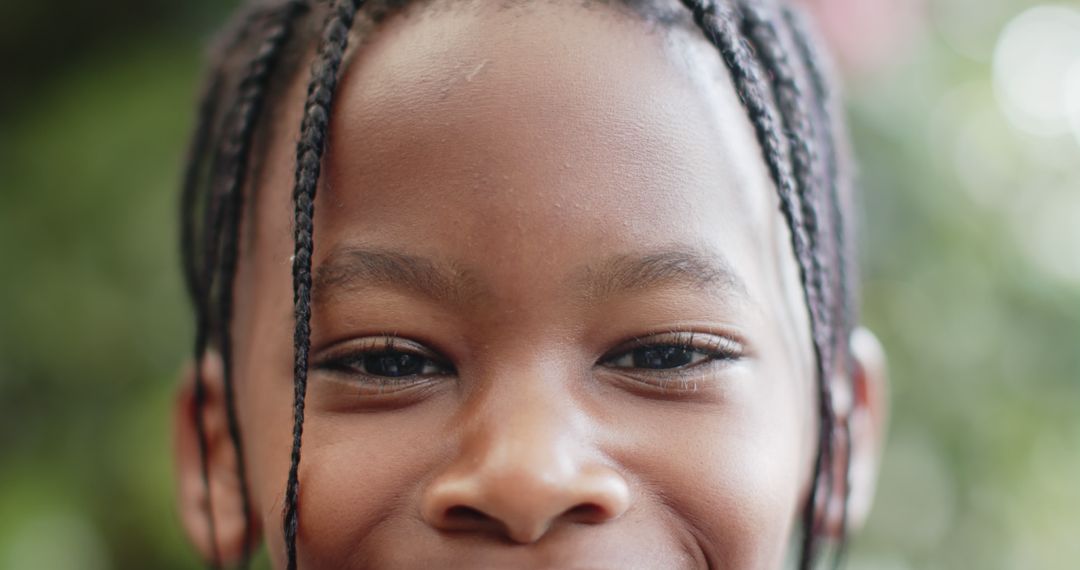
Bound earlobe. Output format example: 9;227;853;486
174;351;260;565
821;326;889;538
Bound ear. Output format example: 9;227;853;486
821;326;889;537
174;351;261;564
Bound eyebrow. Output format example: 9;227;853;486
576;248;748;301
313;247;480;305
312;246;746;306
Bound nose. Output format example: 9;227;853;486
421;400;631;543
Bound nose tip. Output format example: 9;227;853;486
422;463;631;543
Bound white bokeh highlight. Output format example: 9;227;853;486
992;5;1080;137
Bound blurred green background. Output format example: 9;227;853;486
1;0;1077;568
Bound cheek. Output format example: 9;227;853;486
276;402;453;567
608;363;807;568
236;363;292;564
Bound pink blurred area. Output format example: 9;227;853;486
796;0;925;75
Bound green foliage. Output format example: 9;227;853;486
1;37;202;570
845;8;1080;567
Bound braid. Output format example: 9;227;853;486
181;7;266;305
214;2;308;566
283;1;365;567
178;64;227;568
783;6;858;564
676;0;813;299
180;3;310;568
181;74;224;305
783;4;854;349
181;26;245;570
676;0;835;566
738;0;832;347
735;2;842;566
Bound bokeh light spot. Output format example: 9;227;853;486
993;5;1080;137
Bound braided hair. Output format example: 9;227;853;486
179;0;859;568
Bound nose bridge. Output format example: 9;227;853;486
456;366;594;511
421;363;630;543
469;372;579;472
455;342;588;464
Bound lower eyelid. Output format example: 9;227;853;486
594;362;734;399
317;373;448;402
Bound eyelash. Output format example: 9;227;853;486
313;337;456;386
598;332;744;375
312;331;744;391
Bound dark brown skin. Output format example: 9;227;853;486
176;2;888;568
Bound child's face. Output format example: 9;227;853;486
177;3;877;568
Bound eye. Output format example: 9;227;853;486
347;350;444;377
600;333;743;373
605;344;710;370
314;337;455;383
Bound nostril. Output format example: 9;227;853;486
563;503;606;522
445;505;490;523
439;505;508;535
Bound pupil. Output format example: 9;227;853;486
364;351;423;377
633;346;693;369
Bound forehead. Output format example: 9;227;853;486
315;1;779;256
244;0;803;329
